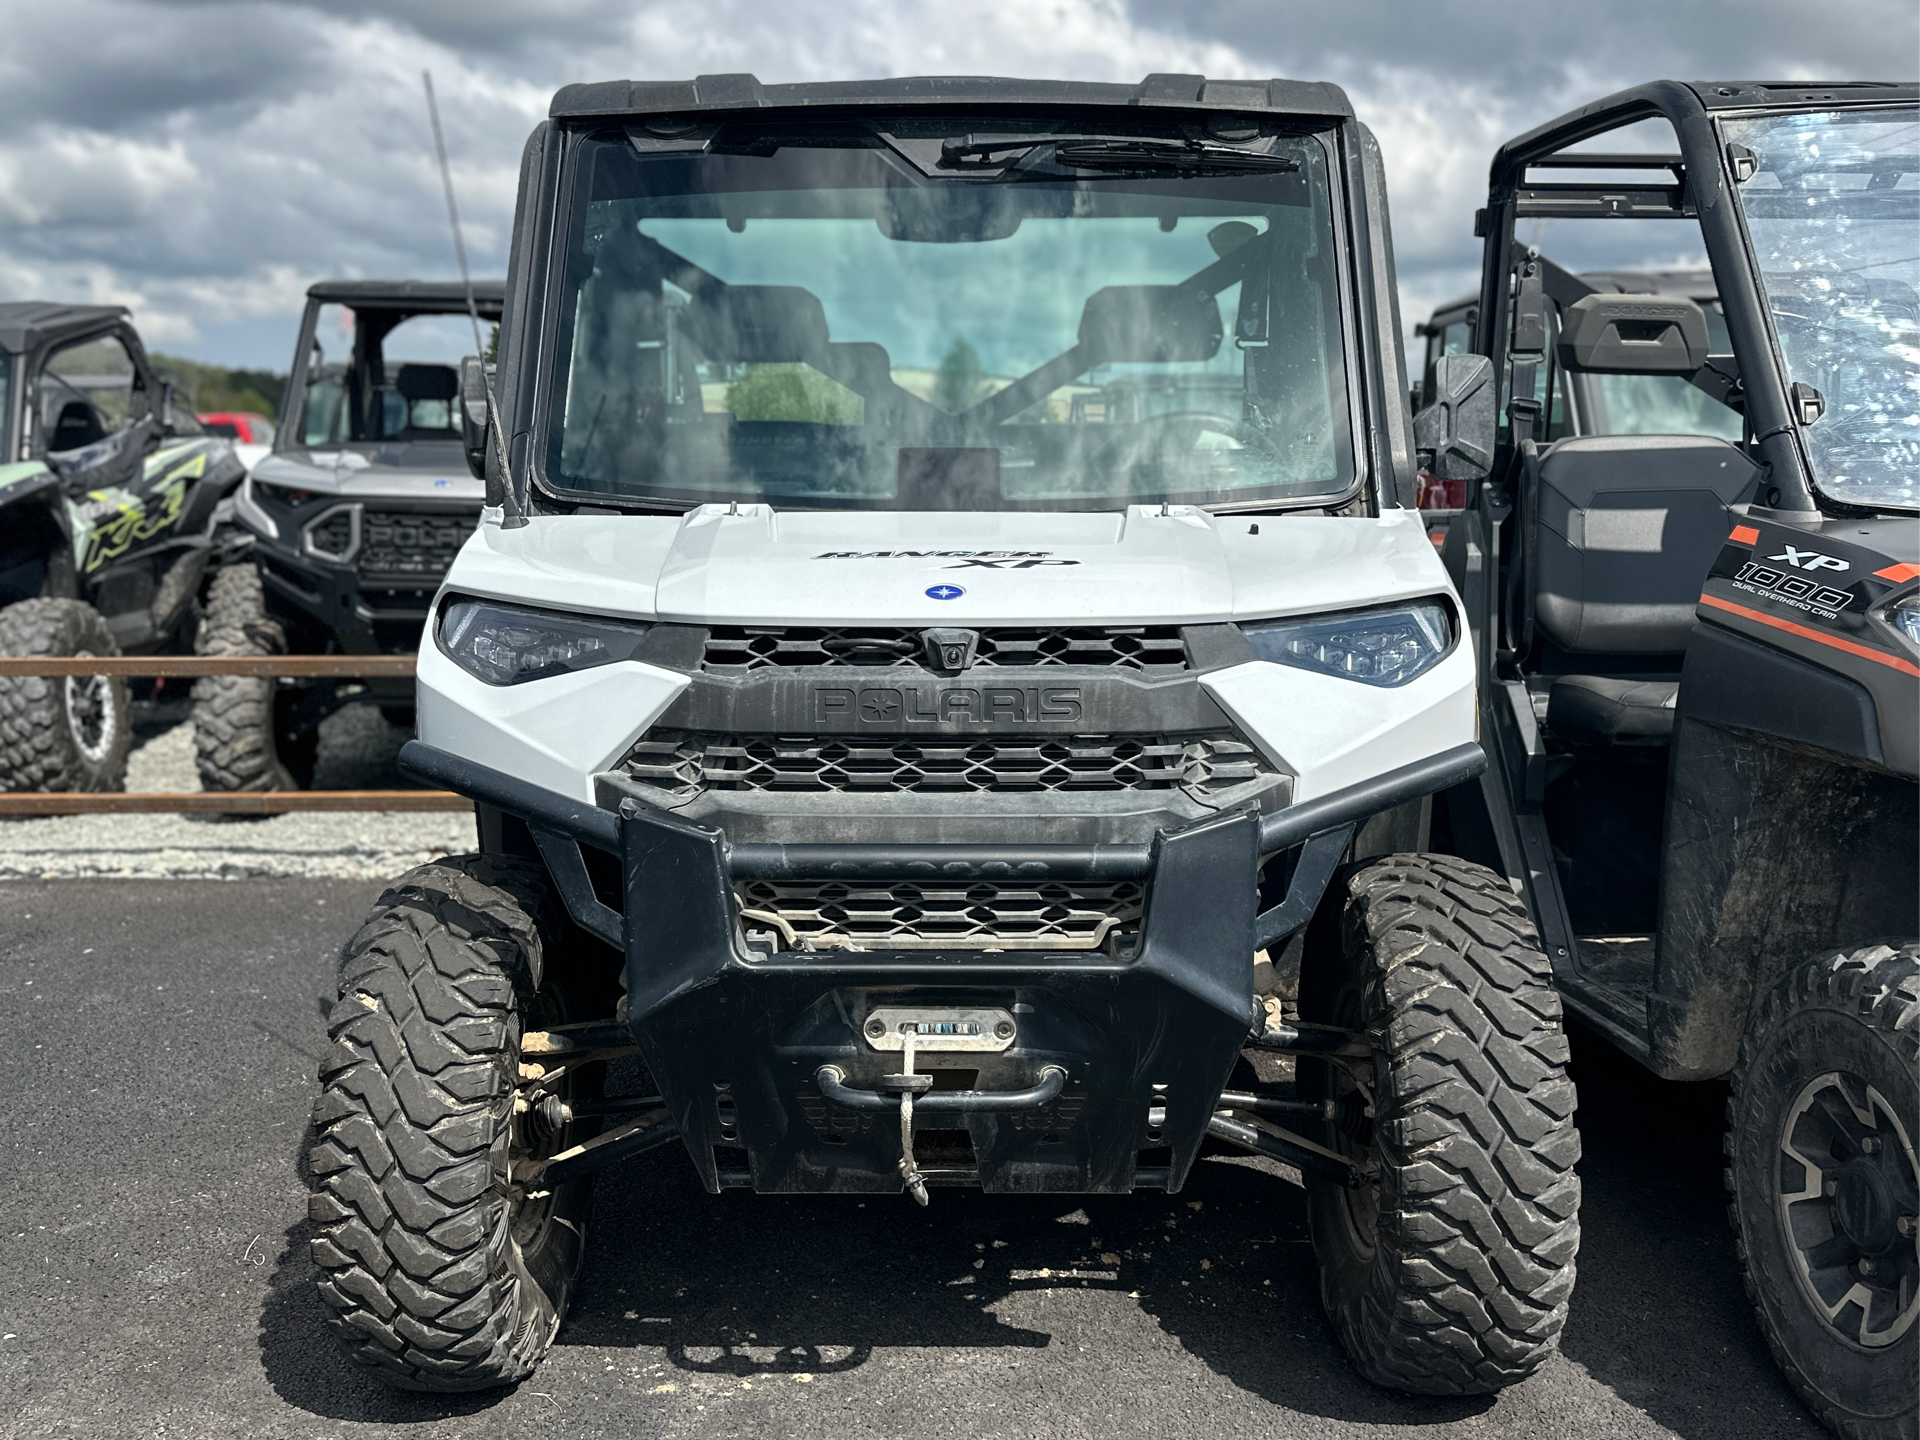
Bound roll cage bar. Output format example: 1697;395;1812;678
1470;79;1920;519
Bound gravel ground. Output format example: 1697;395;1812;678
0;700;475;881
0;879;1825;1440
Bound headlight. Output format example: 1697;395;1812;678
252;477;317;506
439;598;651;686
1243;602;1451;687
1887;597;1920;648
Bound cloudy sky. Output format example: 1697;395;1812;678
1;0;1910;369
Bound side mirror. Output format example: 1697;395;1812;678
1557;293;1708;374
1413;353;1495;483
459;355;492;482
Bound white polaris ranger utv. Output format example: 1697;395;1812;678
305;73;1580;1397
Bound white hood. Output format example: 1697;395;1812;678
444;503;1450;625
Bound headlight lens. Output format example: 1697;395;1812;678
1243;602;1451;687
1888;597;1920;648
440;598;651;686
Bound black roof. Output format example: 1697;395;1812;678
306;279;505;315
1495;81;1917;174
550;73;1352;122
1423;269;1716;326
1682;80;1915;111
0;302;130;356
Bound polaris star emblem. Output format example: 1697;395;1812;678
925;584;965;601
858;690;903;722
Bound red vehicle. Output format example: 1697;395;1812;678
195;411;275;445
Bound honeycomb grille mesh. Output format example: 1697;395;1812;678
623;731;1264;797
702;625;1187;670
358;511;475;578
736;878;1145;952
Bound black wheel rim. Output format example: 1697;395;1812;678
1323;1055;1380;1256
1778;1069;1920;1348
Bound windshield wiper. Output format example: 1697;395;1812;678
1053;139;1298;174
937;135;1047;170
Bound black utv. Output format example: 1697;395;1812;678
1434;80;1918;1439
0;303;245;791
197;279;503;790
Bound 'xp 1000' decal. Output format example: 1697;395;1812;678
815;685;1083;726
813;551;1080;570
1731;561;1854;620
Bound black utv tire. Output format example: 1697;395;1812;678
191;564;314;790
307;855;594;1392
1727;942;1919;1440
1299;853;1582;1394
0;598;132;792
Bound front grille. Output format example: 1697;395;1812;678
702;625;1187;670
622;730;1265;798
736;878;1144;952
358;511;475;578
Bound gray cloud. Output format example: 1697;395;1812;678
0;0;1906;365
0;2;329;133
1148;0;1915;96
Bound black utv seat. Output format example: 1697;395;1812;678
1529;434;1761;654
49;399;106;453
1527;434;1759;750
394;363;460;436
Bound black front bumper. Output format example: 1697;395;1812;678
400;739;1484;1197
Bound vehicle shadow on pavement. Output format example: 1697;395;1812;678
256;1030;1821;1435
561;1144;1501;1427
1554;1023;1823;1439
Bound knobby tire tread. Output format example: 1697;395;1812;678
191;564;296;791
307;854;576;1392
1726;941;1920;1440
0;597;131;792
1315;853;1582;1394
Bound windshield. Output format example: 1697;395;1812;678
543;121;1355;511
1722;108;1920;510
296;306;484;448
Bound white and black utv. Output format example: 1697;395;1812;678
304;73;1581;1398
1438;80;1918;1439
200;279;504;789
0;302;245;791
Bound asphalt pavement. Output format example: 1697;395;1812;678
0;879;1827;1440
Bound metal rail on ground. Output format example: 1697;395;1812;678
0;654;468;814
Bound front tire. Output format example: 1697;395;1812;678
191;564;314;790
1727;942;1919;1440
307;855;593;1392
1300;853;1582;1394
0;598;131;792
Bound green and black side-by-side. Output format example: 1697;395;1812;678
0;302;245;791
